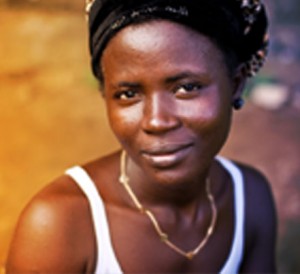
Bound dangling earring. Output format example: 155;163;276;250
233;98;244;110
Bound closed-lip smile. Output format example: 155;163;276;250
141;143;192;155
141;143;193;168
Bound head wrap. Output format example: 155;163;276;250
86;0;269;80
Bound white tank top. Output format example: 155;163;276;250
66;156;245;274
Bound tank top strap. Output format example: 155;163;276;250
216;156;245;274
65;166;123;274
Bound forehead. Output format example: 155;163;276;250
101;20;227;80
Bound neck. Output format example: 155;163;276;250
118;150;218;260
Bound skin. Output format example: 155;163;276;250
6;20;277;273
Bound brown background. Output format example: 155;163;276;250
1;1;300;272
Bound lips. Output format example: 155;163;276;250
140;143;193;168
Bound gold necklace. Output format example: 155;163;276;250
118;150;218;260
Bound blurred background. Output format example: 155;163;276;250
0;0;299;272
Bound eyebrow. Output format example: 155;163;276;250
112;71;206;89
164;71;203;84
113;82;142;89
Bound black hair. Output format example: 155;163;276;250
88;0;268;83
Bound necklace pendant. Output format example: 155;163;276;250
186;252;195;260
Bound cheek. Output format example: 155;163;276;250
106;103;142;145
181;90;232;142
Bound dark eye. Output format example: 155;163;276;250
115;90;138;101
175;83;202;97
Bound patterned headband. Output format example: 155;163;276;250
85;0;269;78
238;0;269;77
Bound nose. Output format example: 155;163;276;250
142;93;181;134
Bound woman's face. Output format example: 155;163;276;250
102;20;237;184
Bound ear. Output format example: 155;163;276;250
231;64;247;102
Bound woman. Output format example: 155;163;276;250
6;0;277;273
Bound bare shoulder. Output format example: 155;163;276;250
6;174;96;273
234;162;277;272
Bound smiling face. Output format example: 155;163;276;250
101;20;238;185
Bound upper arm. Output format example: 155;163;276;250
6;178;94;273
239;166;277;273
